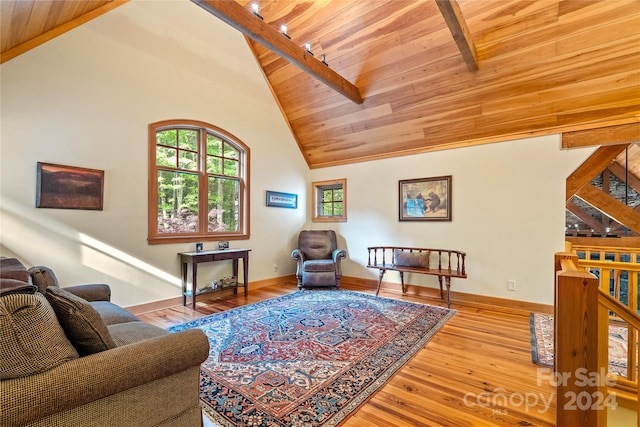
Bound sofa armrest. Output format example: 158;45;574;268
63;283;111;301
1;328;209;426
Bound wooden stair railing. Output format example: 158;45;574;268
556;245;640;427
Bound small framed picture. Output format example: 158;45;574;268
266;191;297;209
399;175;452;221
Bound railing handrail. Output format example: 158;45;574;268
598;289;640;330
579;259;640;271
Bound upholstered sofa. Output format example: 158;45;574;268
0;258;210;427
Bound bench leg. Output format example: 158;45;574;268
445;276;452;309
438;276;444;299
375;270;387;296
399;271;407;293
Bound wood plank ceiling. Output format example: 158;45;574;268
1;0;639;170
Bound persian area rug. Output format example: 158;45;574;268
168;289;455;427
530;313;630;376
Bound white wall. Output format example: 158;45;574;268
310;136;593;305
0;0;594;307
0;0;309;306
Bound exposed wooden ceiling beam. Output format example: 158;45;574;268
566;200;605;233
435;0;478;72
0;1;128;65
191;0;363;104
566;144;629;200
563;123;640;149
575;184;640;235
608;162;640;195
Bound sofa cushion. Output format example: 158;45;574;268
90;300;140;325
45;286;116;356
108;321;170;346
0;292;79;379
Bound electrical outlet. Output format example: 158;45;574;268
507;280;516;291
273;264;278;272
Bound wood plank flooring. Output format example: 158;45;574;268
137;281;555;427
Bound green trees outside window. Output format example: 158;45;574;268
148;120;250;244
312;178;347;222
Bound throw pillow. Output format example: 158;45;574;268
393;249;430;269
0;257;30;282
45;286;116;356
1;278;37;296
0;293;79;379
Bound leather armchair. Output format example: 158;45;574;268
291;230;347;288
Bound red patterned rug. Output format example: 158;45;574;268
169;289;455;427
530;313;630;377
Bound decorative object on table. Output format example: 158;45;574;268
195;242;203;252
529;312;630;376
218;241;229;250
168;289;455;427
36;162;104;210
399;175;451;221
218;276;237;288
265;190;297;209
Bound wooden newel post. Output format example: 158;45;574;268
555;268;607;427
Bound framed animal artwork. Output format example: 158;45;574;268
399;175;451;221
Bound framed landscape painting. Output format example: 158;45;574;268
36;162;104;210
399;175;451;221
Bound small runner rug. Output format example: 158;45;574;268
529;312;629;376
168;289;455;427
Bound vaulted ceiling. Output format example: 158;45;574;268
1;0;639;170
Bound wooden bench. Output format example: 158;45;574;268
367;246;467;308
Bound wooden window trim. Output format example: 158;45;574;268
148;119;250;244
312;178;347;222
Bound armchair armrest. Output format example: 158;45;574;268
1;329;209;426
332;249;347;263
291;249;305;272
332;249;347;277
63;283;111;302
291;248;305;262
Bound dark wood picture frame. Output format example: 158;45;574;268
399;175;452;221
36;162;104;210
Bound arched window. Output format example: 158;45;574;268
148;120;250;244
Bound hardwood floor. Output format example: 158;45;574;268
137;281;555;427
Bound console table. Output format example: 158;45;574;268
178;248;251;309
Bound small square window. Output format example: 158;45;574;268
312;178;347;222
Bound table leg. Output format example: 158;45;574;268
232;258;239;295
242;254;249;296
191;263;198;310
181;262;188;307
